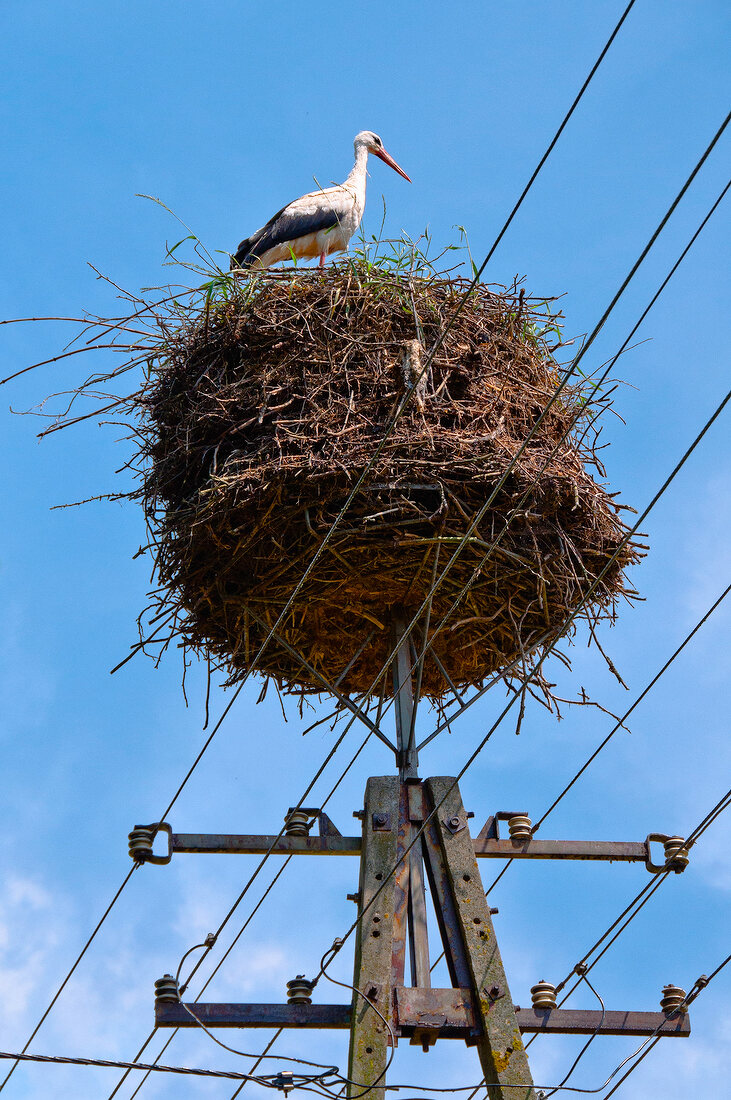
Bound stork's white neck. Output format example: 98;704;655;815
343;143;370;193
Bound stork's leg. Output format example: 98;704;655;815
319;251;326;268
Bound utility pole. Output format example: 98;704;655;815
134;614;692;1097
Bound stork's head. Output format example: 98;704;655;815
354;130;411;182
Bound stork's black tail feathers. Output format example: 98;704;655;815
231;232;262;269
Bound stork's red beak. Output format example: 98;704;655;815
373;147;411;182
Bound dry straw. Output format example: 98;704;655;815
117;243;639;701
14;235;642;703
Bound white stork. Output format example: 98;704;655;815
231;130;411;271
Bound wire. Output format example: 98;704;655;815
444;953;731;1100
553;786;731;997
308;129;731;793
539;973;607;1099
598;954;731;1098
229;1029;285;1099
0;866;137;1091
109;692;388;1099
478;575;731;904
113;689;389;1096
1;961;724;1096
395;168;731;754
0;1049;332;1087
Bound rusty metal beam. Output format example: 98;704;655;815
170;833;361;855
516;1007;690;1037
168;833;650;861
155;1002;350;1028
473;838;648;862
156;994;691;1039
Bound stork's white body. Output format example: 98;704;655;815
232;132;409;271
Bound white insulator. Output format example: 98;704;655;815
128;826;154;862
287;975;314;1004
660;984;687;1015
285;810;312;837
154;974;180;1003
530;981;557;1010
508;814;533;842
663;836;689;873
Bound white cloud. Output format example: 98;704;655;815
684;467;731;626
0;875;58;1032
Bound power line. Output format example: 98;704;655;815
368;150;731;741
550;787;731;1000
0;867;137;1091
480;576;731;901
599;953;731;1098
3;950;726;1096
0;1049;333;1088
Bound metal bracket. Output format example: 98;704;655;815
286;807;342;837
128;822;173;864
645;833;689;874
477;811;529;840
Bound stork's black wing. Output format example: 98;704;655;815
232;204;340;268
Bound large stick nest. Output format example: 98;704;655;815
132;263;640;700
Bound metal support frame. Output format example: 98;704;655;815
149;615;691;1098
160;830;674;867
156;999;690;1038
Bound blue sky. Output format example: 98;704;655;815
1;1;729;1097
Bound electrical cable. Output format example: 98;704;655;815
1;957;725;1096
538;972;607;1099
597;954;731;1098
281;136;731;807
403;171;731;739
477;575;731;905
0;1049;334;1087
0;866;137;1091
379;164;731;762
542;788;731;1014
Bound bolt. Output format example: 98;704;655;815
346;892;361;903
353;809;365;820
489;907;499;915
374;812;387;827
449;816;461;828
